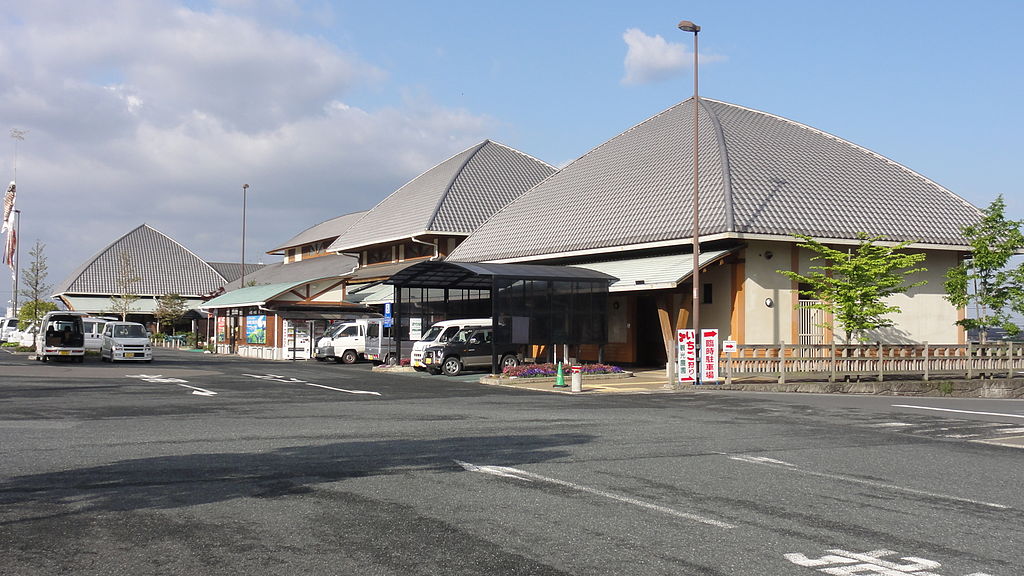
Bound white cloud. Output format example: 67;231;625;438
621;28;724;85
0;0;497;298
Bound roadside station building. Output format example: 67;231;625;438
444;98;982;369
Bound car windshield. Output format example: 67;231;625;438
420;326;444;342
114;325;147;338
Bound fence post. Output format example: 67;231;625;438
779;343;786;385
1011;342;1016;379
878;341;884;382
967;341;974;380
829;342;836;383
923;342;930;382
726;349;733;385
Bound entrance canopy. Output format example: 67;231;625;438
386;261;616;372
386;261;615;289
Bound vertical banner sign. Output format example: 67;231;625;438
677;329;697;383
701;329;720;383
383;302;393;328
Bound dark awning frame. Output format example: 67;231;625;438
386;261;616;289
385;260;615;374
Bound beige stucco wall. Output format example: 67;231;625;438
743;240;795;344
696;260;733;339
743;240;963;345
859;250;962;344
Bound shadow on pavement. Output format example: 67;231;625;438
0;433;594;516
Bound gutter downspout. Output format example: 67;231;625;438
410;235;440;261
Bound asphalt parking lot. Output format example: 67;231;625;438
2;347;1022;575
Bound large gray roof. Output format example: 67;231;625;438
448;99;983;263
326;140;554;252
267;210;368;254
55;224;228;297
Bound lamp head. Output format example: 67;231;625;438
678;20;700;33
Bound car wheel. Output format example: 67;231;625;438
384;353;397;366
500;354;520;369
340;350;358;364
442;356;462;377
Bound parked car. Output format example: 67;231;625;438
100;321;153;362
36;311;87;362
15;322;39;348
423;327;520;376
83;316;115;350
410;318;491;369
0;316;19;343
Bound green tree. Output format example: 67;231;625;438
154;292;188;334
108;251;141;321
943;195;1024;342
778;233;928;343
17;240;53;333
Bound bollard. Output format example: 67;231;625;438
570;365;582;393
554;362;568;387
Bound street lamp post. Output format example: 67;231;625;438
678;19;701;384
241;183;249;287
13;209;20;312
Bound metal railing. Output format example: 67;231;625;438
719;343;1024;384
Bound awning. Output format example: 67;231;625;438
569;249;736;292
58;295;206;314
387;261;615;289
347;282;395;305
200;281;311;309
271;308;380;321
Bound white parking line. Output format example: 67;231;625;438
455;460;735;529
893;404;1024;419
242;373;381;396
725;453;1008;510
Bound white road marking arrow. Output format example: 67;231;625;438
454;460;735;529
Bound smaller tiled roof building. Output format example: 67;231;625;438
54;224;231;316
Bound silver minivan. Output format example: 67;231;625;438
100;321;153;362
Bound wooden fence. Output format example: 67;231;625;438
720;343;1024;384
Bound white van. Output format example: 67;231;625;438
36;311;87;362
83;316;116;350
100;321;153;362
314;318;382;364
410;318;491;369
0;316;19;343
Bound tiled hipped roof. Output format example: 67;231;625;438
54;224;228;297
327;140;555;253
448;99;982;263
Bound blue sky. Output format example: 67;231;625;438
1;0;1022;310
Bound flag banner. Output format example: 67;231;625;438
2;226;14;270
1;181;14;275
1;181;14;234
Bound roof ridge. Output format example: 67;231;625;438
700;99;735;232
425;140;489;232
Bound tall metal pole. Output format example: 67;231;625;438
678;20;701;384
12;209;19;311
241;183;249;287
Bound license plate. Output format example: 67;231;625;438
59;350;70;355
424;358;432;364
124;353;135;358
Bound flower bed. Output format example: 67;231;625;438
503;363;625;378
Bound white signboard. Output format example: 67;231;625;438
409;318;423;341
701;329;720;383
677;329;697;384
723;340;737;353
